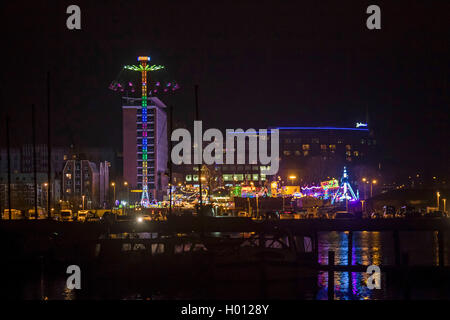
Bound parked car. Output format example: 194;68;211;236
101;212;116;223
279;210;296;219
77;210;89;222
85;212;100;222
237;211;249;217
60;210;73;222
2;209;23;220
383;205;396;218
370;211;382;219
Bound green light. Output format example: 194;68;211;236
124;64;165;71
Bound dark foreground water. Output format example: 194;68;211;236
6;231;450;300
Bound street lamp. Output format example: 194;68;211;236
371;180;377;198
111;182;116;208
124;181;129;215
443;198;446;214
43;182;48;211
82;195;85;210
361;178;367;199
437;191;440;210
288;175;296;185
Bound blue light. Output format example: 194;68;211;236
275;126;369;131
226;126;369;134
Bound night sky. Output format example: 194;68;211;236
1;0;449;178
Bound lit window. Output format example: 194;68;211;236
283;150;291;156
295;150;301;156
65;173;72;179
223;174;233;181
303;150;309;156
252;174;259;181
345;144;352;150
320;144;327;150
185;175;192;181
353;151;359;157
302;144;310;150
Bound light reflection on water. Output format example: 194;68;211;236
316;231;441;300
29;231;444;300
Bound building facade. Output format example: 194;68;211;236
173;125;377;189
0;172;61;211
99;161;110;208
274;126;377;184
62;160;99;209
122;96;168;201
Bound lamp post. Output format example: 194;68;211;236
370;180;377;198
43;182;48;212
111;182;116;210
362;178;367;199
289;175;297;185
124;181;129;215
443;198;446;214
436;192;440;210
82;195;85;210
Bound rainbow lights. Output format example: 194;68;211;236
123;56;167;207
110;55;179;207
140;57;150;207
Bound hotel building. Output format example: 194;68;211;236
122;96;168;201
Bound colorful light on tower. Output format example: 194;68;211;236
110;55;179;207
124;57;162;207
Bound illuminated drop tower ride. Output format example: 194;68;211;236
124;56;164;207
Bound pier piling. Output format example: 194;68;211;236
348;231;353;265
328;251;335;300
393;230;401;266
438;230;445;267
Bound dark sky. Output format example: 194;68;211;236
1;0;449;177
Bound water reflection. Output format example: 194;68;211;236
316;231;439;300
24;230;442;300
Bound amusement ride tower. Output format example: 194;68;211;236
331;166;359;205
110;56;179;207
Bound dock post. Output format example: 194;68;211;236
328;251;335;300
438;230;445;267
402;252;410;300
348;231;353;265
314;231;319;263
393;230;400;266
